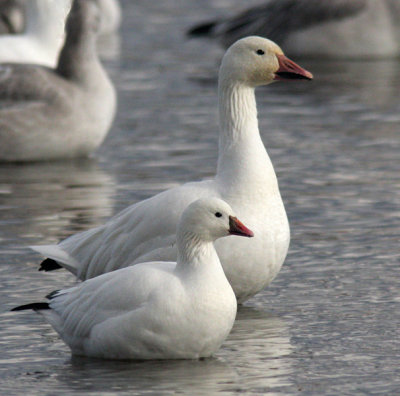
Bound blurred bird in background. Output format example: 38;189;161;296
188;0;400;59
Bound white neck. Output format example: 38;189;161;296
215;77;279;197
56;9;105;88
56;31;100;84
175;230;223;277
25;0;70;44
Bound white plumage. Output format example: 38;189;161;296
0;0;121;67
0;0;71;67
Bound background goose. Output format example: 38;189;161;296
13;198;253;360
188;0;400;59
0;0;71;67
0;0;24;34
0;0;116;162
0;0;120;36
33;36;311;303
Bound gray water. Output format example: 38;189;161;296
1;1;400;394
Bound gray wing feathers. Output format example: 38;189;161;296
0;64;71;109
189;0;367;46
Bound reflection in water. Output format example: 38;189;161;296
304;59;400;110
1;306;292;395
62;357;236;394
218;306;294;391
0;160;116;245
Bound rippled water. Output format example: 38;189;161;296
1;1;400;394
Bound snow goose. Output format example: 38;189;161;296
0;0;25;34
0;0;71;67
188;0;400;59
14;198;254;360
33;36;312;302
0;0;116;162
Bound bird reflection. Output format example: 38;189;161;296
0;160;116;243
49;306;293;394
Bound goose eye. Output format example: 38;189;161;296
215;212;222;218
256;49;265;55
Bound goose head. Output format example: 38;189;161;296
219;36;313;87
65;0;101;44
179;198;254;243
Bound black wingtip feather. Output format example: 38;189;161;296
39;258;62;272
46;290;61;300
187;21;217;37
11;302;50;312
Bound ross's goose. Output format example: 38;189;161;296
0;0;71;67
33;36;312;303
13;198;254;360
188;0;400;59
0;0;25;34
0;0;116;162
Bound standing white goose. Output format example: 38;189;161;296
0;0;71;67
33;36;312;302
14;198;254;360
0;0;116;162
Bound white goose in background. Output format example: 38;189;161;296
14;198;254;360
0;0;71;67
188;0;400;59
0;0;116;162
34;36;312;303
0;0;120;37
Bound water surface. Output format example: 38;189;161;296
1;0;399;394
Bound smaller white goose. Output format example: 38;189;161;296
12;198;254;360
0;0;116;162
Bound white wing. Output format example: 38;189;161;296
33;179;220;279
42;262;178;351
